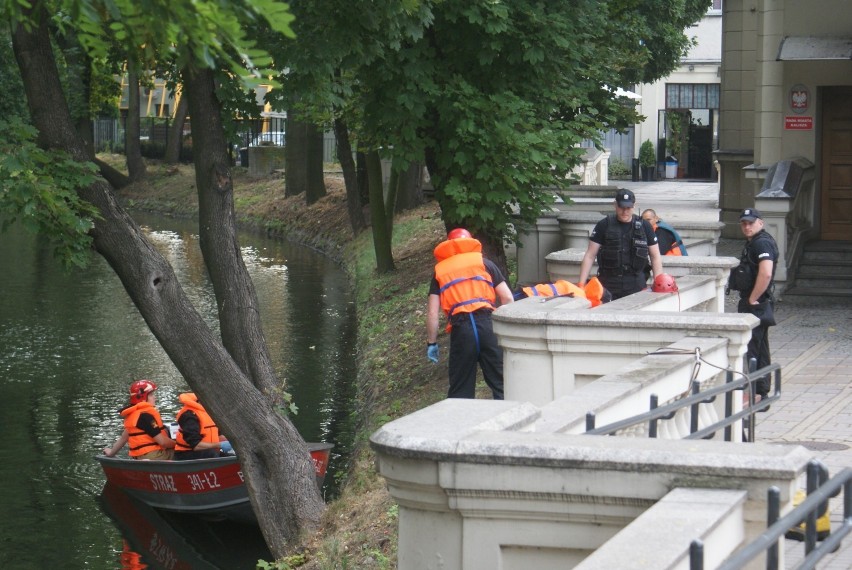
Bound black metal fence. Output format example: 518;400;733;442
93;116;337;164
691;461;851;570
584;362;782;442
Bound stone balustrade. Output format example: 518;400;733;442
492;275;756;406
517;205;723;285
544;250;739;312
371;399;811;570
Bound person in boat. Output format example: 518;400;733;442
103;380;175;460
173;392;230;460
641;209;687;256
426;227;514;400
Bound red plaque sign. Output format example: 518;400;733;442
785;116;813;130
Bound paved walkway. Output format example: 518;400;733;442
615;179;852;569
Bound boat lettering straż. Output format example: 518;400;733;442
149;473;178;492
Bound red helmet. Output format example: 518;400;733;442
447;228;472;240
129;380;158;405
652;273;678;293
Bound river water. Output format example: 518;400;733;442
0;213;357;569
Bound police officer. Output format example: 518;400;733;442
731;208;779;402
578;189;663;299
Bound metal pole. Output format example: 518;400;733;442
649;394;659;438
767;486;780;570
805;460;819;553
689;539;703;570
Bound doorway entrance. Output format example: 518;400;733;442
820;87;852;240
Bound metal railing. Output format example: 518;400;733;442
584;363;782;442
690;460;852;570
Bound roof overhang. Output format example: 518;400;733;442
777;36;852;61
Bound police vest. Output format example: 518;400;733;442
597;214;649;275
433;237;496;318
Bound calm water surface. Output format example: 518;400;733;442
0;213;357;569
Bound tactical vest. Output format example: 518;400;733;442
597;214;649;275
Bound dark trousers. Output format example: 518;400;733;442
739;298;772;397
746;322;772;397
599;272;646;300
448;311;504;400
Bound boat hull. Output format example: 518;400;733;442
96;442;332;522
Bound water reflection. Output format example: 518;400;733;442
0;215;357;568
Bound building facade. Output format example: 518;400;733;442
716;0;852;239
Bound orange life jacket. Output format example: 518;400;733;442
522;277;605;307
120;401;167;458
174;393;220;452
433;237;496;319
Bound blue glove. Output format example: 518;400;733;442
427;343;439;363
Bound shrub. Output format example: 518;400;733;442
639;140;656;168
608;157;630;179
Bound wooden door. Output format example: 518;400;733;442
820;87;852;240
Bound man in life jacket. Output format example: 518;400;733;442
514;276;610;307
174;392;229;460
641;209;687;256
578;189;663;300
102;380;175;460
426;228;514;399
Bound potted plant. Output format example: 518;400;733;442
639;140;655;181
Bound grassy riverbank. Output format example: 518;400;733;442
112;157;455;568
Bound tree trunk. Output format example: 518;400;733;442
366;150;394;272
394;161;424;213
183;66;324;553
12;10;323;557
164;94;188;164
94;157;131;189
333;117;364;234
286;109;326;203
285;109;307;197
125;67;146;181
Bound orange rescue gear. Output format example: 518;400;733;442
174;392;220;452
433;237;497;322
120;401;168;458
522;277;606;307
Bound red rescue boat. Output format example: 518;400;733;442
96;442;332;523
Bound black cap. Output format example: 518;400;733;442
739;208;762;222
615;189;635;208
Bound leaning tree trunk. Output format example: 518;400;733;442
12;10;323;557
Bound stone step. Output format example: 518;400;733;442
796;264;852;278
801;251;852;263
785;286;852;297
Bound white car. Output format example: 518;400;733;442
249;131;286;147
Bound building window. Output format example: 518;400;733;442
666;84;720;109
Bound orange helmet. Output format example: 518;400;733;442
447;228;472;240
129;380;158;405
652;273;678;293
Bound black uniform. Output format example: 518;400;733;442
734;229;779;397
590;214;658;299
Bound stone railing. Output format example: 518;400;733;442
753;157;816;288
371;399;812;570
571;148;611;186
540;259;739;313
515;210;725;285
